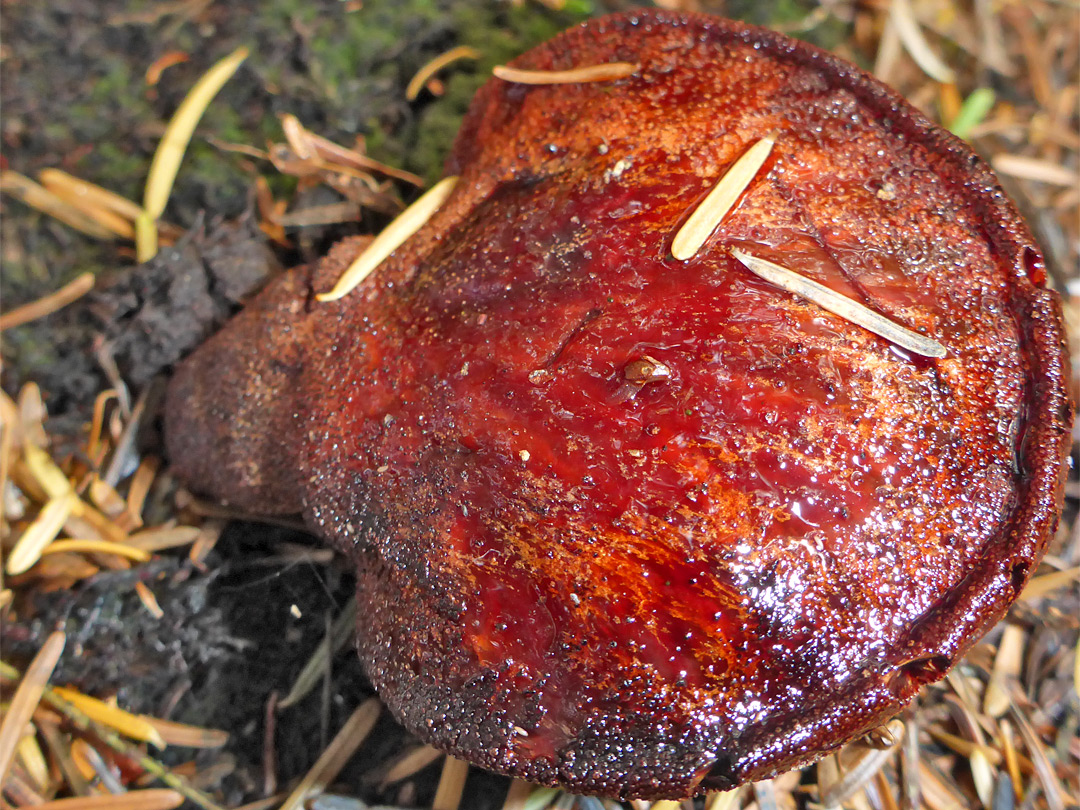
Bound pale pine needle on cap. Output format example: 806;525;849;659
317;176;459;302
729;248;948;358
492;62;637;84
671;133;778;261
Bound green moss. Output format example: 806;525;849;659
367;0;595;183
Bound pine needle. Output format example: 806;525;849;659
40;539;151;563
406;46;481;100
0;272;95;332
888;0;955;83
51;686;167;749
32;790;185;810
378;744;443;789
140;46;248;258
432;755;470;810
317;176;458;302
492;62;637;84
671;133;777;260
278;699;381;810
729;248;948;358
142;717;229;749
6;492;79;575
0;171;116;240
135;211;158;263
983;624;1025;717
0;631;66;785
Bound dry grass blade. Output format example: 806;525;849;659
1008;704;1069;810
143;717;228;749
0;171;117;240
821;720;905;808
379;744;444;789
671;133;777;261
984;624;1025;717
493;61;637;84
991;155;1078;187
126;525;201;553
706;787;743;810
969;747;995;808
22;444;73;501
6;492;79;575
40;539;151;563
888;0;955;83
141;45;248;259
51;686;167;748
432;755;470;810
0;630;66;785
143;46;248;219
32;790;185;810
407;46;481;99
135;210;158;263
279;595;357;709
1020;566;1080;601
37;720;91;796
278;698;381;810
36;169;138;238
730;249;948;358
317;175;458;302
917;759;970;810
0;272;96;332
501;779;535;810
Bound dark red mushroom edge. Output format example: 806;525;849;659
164;9;1074;801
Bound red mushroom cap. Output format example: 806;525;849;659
166;10;1073;799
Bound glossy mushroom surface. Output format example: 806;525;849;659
165;10;1073;799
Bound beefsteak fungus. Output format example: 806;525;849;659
165;10;1073;800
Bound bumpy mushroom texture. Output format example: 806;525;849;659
165;10;1073;800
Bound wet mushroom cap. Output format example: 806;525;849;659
165;9;1073;800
